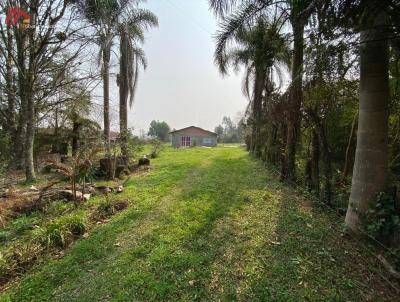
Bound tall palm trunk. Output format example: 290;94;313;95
282;21;304;182
345;13;389;232
119;30;129;158
251;66;265;157
103;45;111;144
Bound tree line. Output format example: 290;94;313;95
210;0;400;243
214;115;245;143
0;0;157;181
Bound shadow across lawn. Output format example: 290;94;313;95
68;153;266;301
238;158;399;301
4;149;214;301
5;148;398;301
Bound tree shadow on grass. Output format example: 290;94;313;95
10;149;396;302
31;151;260;301
6;153;209;301
239;162;399;301
107;154;262;301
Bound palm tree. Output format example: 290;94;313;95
344;8;390;232
116;8;158;158
210;0;315;181
214;17;290;157
78;1;157;155
78;0;120;144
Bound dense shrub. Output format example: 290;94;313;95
95;198;129;219
35;214;87;247
365;190;400;242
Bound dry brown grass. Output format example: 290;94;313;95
0;182;59;228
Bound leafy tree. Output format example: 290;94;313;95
214;116;244;143
148;120;171;142
0;0;91;181
214;124;224;142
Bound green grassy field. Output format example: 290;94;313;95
1;146;397;301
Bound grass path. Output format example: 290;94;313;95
2;146;397;301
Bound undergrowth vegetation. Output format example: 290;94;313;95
94;197;129;220
0;189;132;288
34;214;88;248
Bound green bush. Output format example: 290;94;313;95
95;197;129;219
35;214;87;248
96;198;115;218
365;191;400;241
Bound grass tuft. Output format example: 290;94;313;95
94;197;129;220
34;214;87;248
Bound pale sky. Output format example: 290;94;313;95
103;0;246;134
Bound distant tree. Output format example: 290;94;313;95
214;124;224;142
222;116;234;133
148;120;171;142
215;116;244;143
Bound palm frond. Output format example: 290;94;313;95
133;47;148;69
129;57;139;108
209;0;240;17
214;1;264;74
125;8;159;30
209;0;275;18
242;67;254;101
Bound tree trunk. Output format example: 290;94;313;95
318;125;332;205
119;96;128;158
311;131;320;195
14;29;28;170
341;110;358;182
345;12;389;232
103;45;111;144
119;30;129;158
282;21;304;183
72;120;81;156
24;3;38;182
6;26;16;135
24;91;36;182
279;124;287;181
251;66;266;157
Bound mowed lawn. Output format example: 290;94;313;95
1;146;397;301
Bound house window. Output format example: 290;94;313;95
181;136;191;147
203;137;212;144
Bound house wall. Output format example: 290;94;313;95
171;128;217;148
